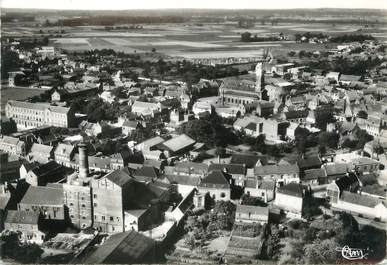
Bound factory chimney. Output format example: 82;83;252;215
78;142;89;178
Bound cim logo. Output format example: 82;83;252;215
336;245;369;261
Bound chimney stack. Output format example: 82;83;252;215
78;142;89;179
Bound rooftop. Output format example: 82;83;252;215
5;210;40;225
277;183;304;198
20;185;63;206
161;134;196;153
84;230;154;264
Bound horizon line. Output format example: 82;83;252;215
2;7;387;11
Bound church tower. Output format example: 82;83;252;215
255;62;264;99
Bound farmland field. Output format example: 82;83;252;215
2;21;387;59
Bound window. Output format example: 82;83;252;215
110;216;114;221
220;192;226;198
93;194;97;199
94;203;97;207
102;216;105;221
81;204;86;208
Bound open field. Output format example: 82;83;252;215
2;21;387;58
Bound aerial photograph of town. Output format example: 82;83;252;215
0;0;386;264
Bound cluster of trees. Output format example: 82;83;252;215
294;33;375;43
184;201;236;250
295;32;328;42
330;34;375;43
263;213;386;264
70;97;121;122
0;118;17;135
104;25;143;30
1;49;21;78
241;32;281;42
318;131;340;154
177;112;238;148
243;134;292;158
306;56;382;75
0;231;43;263
341;128;373;150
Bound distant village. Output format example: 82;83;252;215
0;34;387;264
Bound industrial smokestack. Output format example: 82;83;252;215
78;142;89;179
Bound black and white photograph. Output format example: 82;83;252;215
0;0;387;264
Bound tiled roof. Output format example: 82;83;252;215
0;136;21;145
105;168;133;187
277;183;304;198
324;163;347;176
137;136;164;148
20;186;64;206
7;100;71;114
30;160;62;176
236;204;269;216
258;180;276;190
122;120;139;128
255;164;299;175
5;210;40;225
134;166;158;180
84;231;154;264
230;153;267;168
304;168;326;180
54;143;75;156
165;174;201;186
200;170;230;188
335;173;359;191
175;162;209;173
208;163;246;175
161;134;195;152
30;143;53;154
284;110;309;120
297;156;322;169
340;191;384;208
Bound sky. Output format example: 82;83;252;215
2;0;387;10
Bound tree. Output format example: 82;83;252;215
355;129;373;149
319;132;340;151
303;239;338;264
288;51;296;57
265;225;281;260
241;32;252;42
0;231;43;263
1;50;21;78
357;110;368;119
1;119;17;135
